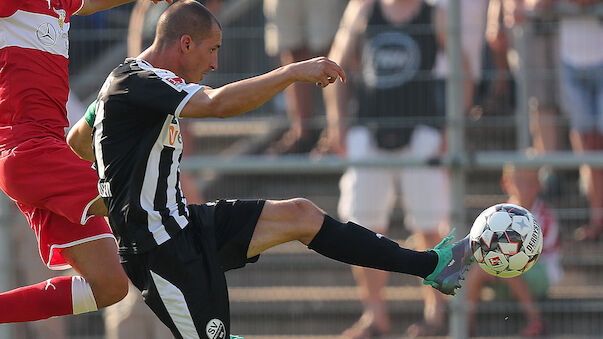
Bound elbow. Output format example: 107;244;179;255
213;109;230;119
66;131;77;150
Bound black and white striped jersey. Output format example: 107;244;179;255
93;58;202;253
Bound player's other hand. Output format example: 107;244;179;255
288;57;346;88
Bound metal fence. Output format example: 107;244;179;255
1;0;603;338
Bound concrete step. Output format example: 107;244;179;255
228;297;603;336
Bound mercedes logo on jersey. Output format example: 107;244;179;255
205;319;226;339
36;22;57;46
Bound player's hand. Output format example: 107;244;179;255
288;57;346;88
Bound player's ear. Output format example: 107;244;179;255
180;35;193;53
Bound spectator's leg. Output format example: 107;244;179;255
267;48;318;154
465;266;495;336
343;266;391;337
572;130;603;239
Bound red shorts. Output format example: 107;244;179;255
0;137;114;270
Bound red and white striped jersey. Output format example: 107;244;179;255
530;199;561;257
0;0;84;148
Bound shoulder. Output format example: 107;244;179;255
0;1;18;17
131;59;191;92
66;0;85;17
341;0;375;30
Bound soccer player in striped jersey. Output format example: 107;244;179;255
0;0;173;324
68;1;473;338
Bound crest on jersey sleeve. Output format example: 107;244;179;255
53;7;66;30
156;69;187;92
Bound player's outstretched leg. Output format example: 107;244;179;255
250;199;473;296
422;230;474;295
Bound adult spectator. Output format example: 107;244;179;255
264;0;348;154
323;0;453;336
557;0;603;241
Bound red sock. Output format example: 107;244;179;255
0;276;73;323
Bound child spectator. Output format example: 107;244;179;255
466;162;563;337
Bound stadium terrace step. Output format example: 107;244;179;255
229;295;603;337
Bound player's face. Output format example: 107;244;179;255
187;22;222;83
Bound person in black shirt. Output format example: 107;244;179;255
322;0;464;336
68;1;472;338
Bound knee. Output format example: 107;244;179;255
89;268;129;308
283;198;324;241
286;198;324;222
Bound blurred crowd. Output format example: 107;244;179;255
10;0;601;338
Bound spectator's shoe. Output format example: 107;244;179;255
521;318;546;338
405;321;447;337
423;230;473;295
574;223;603;242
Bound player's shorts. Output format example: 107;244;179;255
560;61;603;134
0;136;114;269
263;0;347;56
121;199;265;339
338;125;449;233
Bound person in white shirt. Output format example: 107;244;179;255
558;0;603;241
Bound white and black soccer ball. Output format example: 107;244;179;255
470;203;543;278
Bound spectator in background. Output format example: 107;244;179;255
557;0;603;241
466;162;563;337
323;0;451;336
264;0;347;154
486;0;561;154
431;0;488;116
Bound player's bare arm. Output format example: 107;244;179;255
180;57;345;119
67;118;95;162
77;0;173;16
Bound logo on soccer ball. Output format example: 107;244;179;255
488;255;504;267
205;319;226;339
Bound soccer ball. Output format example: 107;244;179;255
470;203;543;278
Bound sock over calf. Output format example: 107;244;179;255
308;215;438;278
0;275;97;323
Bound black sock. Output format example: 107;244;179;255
308;215;438;278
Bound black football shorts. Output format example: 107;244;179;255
121;199;265;339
